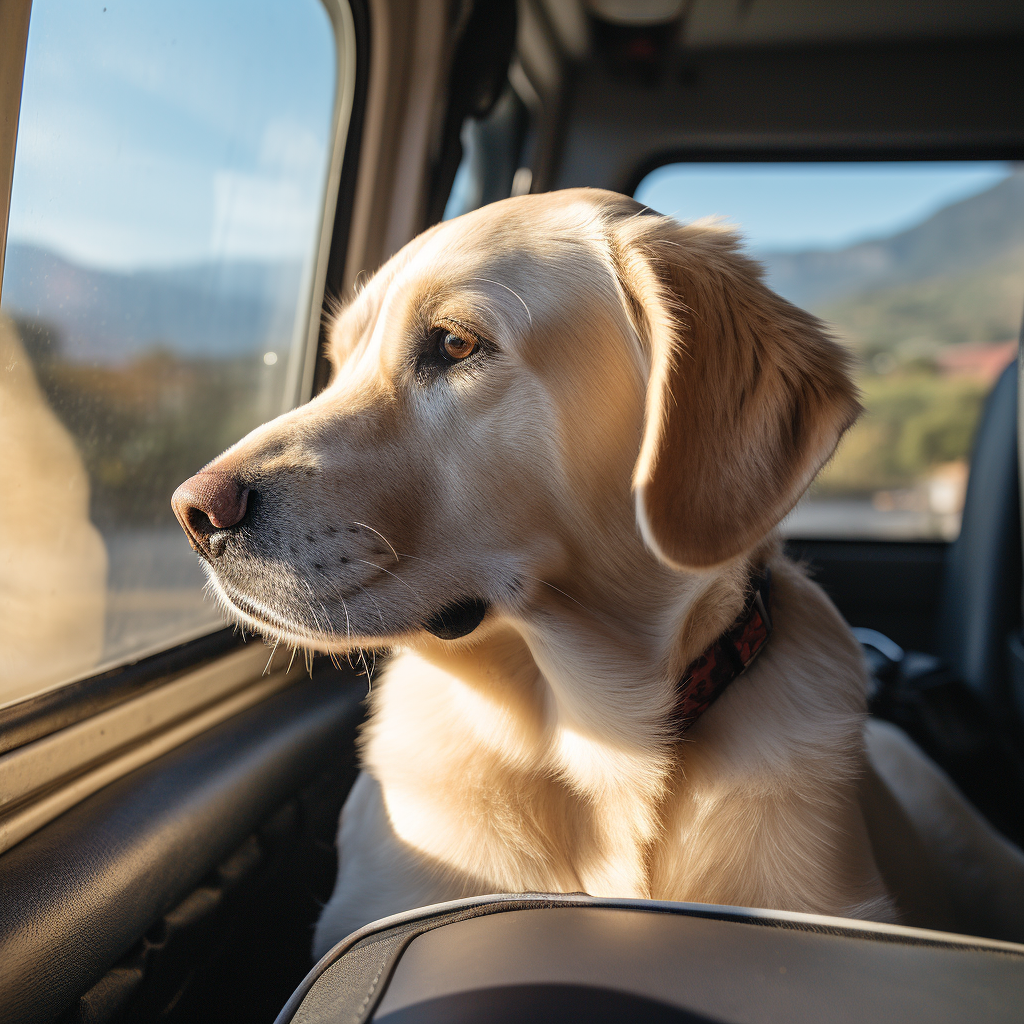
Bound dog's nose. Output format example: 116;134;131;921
171;471;250;558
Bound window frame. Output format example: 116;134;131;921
622;146;1024;203
0;3;515;1016
556;34;1024;643
0;0;31;303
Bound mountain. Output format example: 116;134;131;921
817;245;1024;357
758;171;1024;311
1;242;304;364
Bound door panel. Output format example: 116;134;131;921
0;663;365;1024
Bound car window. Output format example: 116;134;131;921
1;0;340;706
634;162;1024;541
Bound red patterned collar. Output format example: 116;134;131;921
674;567;772;733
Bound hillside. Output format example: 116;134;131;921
817;244;1024;361
760;170;1024;311
1;243;304;363
3;175;1022;522
0;244;305;528
758;169;1024;506
5;171;1022;367
754;170;1024;372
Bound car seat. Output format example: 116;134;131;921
864;355;1024;845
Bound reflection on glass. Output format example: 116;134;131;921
635;162;1024;541
1;0;336;705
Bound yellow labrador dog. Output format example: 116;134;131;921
172;189;1024;955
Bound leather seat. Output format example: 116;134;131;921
935;357;1022;725
863;355;1024;846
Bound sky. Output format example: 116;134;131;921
634;162;1014;254
5;0;336;271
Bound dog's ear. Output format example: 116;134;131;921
611;213;861;570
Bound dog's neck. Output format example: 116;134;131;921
400;541;776;889
410;539;767;769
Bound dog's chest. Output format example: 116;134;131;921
361;659;672;899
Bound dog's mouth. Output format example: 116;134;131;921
211;564;490;646
422;597;489;639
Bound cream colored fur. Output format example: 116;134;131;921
179;189;1021;958
315;556;892;953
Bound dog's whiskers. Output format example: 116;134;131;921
357;559;422;604
302;582;326;631
264;637;281;676
352;521;399;562
387;549;465;586
319;572;381;684
354;581;387;627
339;594;352;642
358;648;372;683
393;548;605;623
317;597;336;645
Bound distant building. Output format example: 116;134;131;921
935;340;1018;383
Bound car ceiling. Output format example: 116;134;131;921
536;0;1024;56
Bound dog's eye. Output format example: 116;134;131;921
415;323;484;383
439;329;477;362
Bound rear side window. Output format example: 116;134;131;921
1;1;340;705
634;162;1024;542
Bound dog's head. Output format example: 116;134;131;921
172;189;859;652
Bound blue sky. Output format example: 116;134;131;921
5;0;335;270
634;162;1014;253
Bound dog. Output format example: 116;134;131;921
171;188;1024;956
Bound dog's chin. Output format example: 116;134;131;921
206;576;329;649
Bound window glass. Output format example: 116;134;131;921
1;0;337;706
635;162;1024;541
